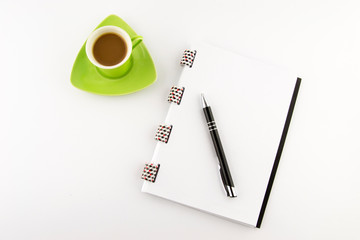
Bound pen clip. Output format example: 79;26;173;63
219;167;237;198
219;167;230;197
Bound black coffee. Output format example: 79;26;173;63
92;33;127;66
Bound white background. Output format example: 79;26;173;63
0;0;359;239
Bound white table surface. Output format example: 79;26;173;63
1;0;359;239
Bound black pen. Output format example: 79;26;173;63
201;93;237;198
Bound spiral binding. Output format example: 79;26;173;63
180;50;197;68
154;124;173;143
168;86;185;105
143;49;197;183
141;163;160;183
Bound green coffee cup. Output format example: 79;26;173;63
85;25;143;78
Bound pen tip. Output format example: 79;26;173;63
201;93;208;108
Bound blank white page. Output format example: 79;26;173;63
142;42;298;227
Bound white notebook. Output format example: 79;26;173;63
141;42;301;228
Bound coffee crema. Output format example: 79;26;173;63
92;33;127;66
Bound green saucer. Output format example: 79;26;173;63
71;15;157;95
